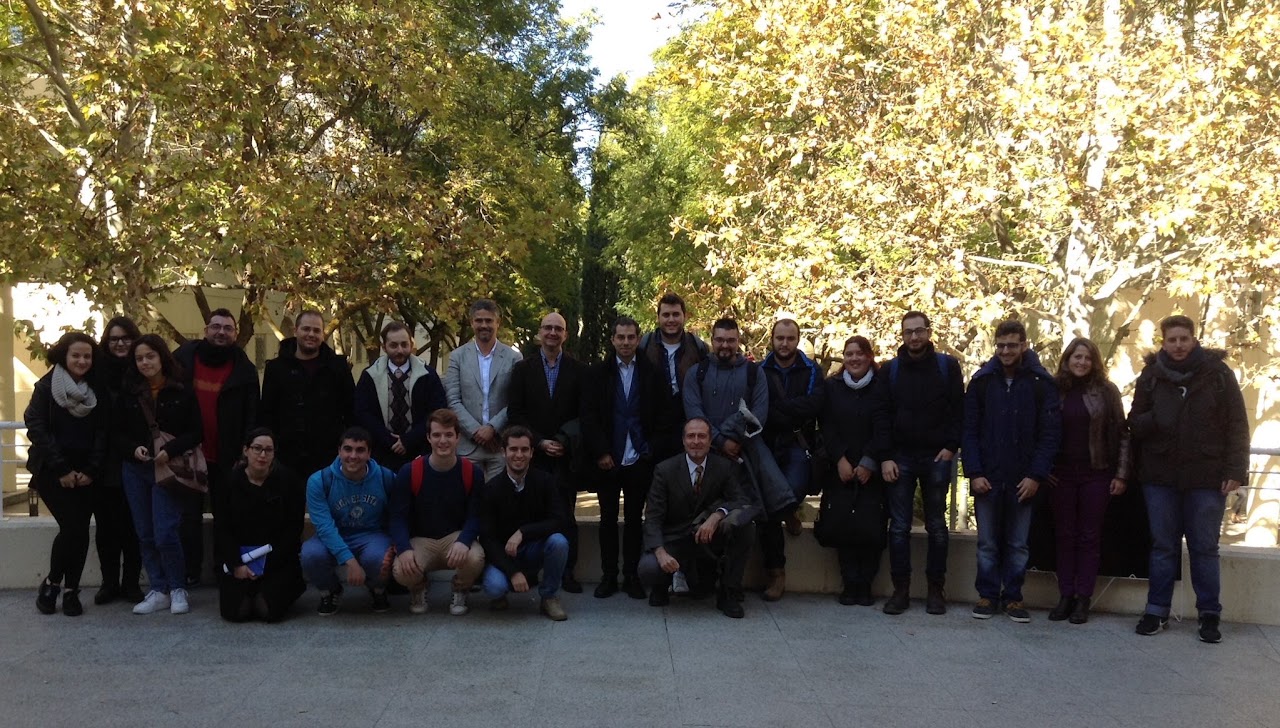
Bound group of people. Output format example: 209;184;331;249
24;295;1250;642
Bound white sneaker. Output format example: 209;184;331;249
169;588;190;614
132;590;170;615
449;590;469;616
672;571;690;594
409;587;428;615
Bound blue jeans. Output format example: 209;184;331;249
481;534;569;599
121;460;186;594
886;454;951;581
1143;484;1225;618
300;531;392;593
973;480;1035;602
775;445;811;499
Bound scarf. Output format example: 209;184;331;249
51;364;98;418
842;368;874;390
1155;345;1208;383
195;340;236;367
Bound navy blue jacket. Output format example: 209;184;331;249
962;349;1061;485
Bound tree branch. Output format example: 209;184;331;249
22;0;90;132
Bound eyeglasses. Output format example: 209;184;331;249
902;327;930;337
207;324;235;333
108;336;133;344
248;445;275;455
994;342;1022;351
540;324;565;332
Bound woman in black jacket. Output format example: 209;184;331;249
26;332;108;616
116;334;203;616
215;427;307;622
90;316;144;605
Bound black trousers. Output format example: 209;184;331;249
837;544;884;589
218;570;306;623
597;461;653;579
35;476;94;590
93;480;141;589
181;460;229;581
638;521;756;592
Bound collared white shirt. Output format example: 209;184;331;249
685;455;706;488
389;361;411;378
508;471;525;493
476;341;496;423
617;356;639;467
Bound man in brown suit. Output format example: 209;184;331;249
638;418;756;618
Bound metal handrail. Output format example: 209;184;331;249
1;420;34;515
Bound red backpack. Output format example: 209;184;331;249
409;455;477;496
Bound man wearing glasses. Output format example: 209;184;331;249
962;320;1061;623
508;312;587;593
174;308;260;586
879;312;965;615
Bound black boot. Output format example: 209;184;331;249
62;589;84;617
36;580;59;615
838;583;859;606
1068;596;1091;624
883;579;910;615
925;577;947;615
1048;595;1074;622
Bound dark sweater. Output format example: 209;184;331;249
213;464;305;577
389;457;484;553
883;343;965;456
477;468;566;577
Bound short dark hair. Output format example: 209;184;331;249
242;426;276;448
657;292;686;314
128;334;184;383
771;318;800;337
47;332;97;369
994;320;1027;340
339;426;373;448
206;308;236;325
1160;315;1196;336
469;299;499;318
712;317;739;333
683;417;712;435
901;311;930;329
501;425;534;448
99;316;141;353
428;408;460;434
612;315;640;336
295;310;324;328
381;321;411;342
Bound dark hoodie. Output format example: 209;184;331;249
259;338;354;478
962;348;1062;485
1128;346;1249;490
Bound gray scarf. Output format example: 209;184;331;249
51;364;97;418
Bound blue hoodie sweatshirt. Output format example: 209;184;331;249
306;456;395;564
962;348;1062;485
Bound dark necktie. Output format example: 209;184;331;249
693;465;704;495
390;369;410;434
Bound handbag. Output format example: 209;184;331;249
139;392;208;494
813;478;886;549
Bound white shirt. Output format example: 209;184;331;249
685;455;706;488
476;341;496;423
617;356;638;467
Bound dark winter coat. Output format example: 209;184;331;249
882;343;965;457
113;379;204;464
259;339;354;477
962;349;1062;485
761;350;823;451
24;371;108;481
174;340;259;465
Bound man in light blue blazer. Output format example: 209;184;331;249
445;299;522;480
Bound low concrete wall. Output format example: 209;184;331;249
4;516;1277;625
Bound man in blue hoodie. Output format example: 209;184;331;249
301;427;397;615
962;320;1061;623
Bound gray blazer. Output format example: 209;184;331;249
445;340;522;457
643;452;750;551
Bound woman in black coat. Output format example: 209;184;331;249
89;316;145;605
26;332;108;616
215;428;307;622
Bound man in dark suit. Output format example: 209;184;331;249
639;418;756;618
581;315;670;599
507;311;586;593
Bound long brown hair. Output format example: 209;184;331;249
1055;337;1107;390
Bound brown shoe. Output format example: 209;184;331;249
762;569;785;602
540;597;568;621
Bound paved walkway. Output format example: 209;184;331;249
2;586;1277;727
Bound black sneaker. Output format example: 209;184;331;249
1135;613;1168;636
971;597;997;619
36;580;59;615
370;589;391;613
1198;614;1222;643
838;585;859;606
62;589;83;617
1004;600;1031;623
317;592;338;616
94;585;120;606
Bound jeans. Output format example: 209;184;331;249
121;460;186;594
758;445;810;569
300;531;392;593
973;480;1035;602
1051;468;1112;597
481;534;569;599
886;454;951;581
1143;484;1225;618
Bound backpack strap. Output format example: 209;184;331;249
460;456;475;495
410;456;425;497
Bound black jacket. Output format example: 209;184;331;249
882;343;965;456
213;463;306;578
259;339;354;477
783;372;891;472
477;468;567;577
508;351;585;471
761;350;823;450
174;340;259;465
24;371;108;481
579;354;669;466
113;379;203;464
640;330;709;459
1128;347;1250;490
